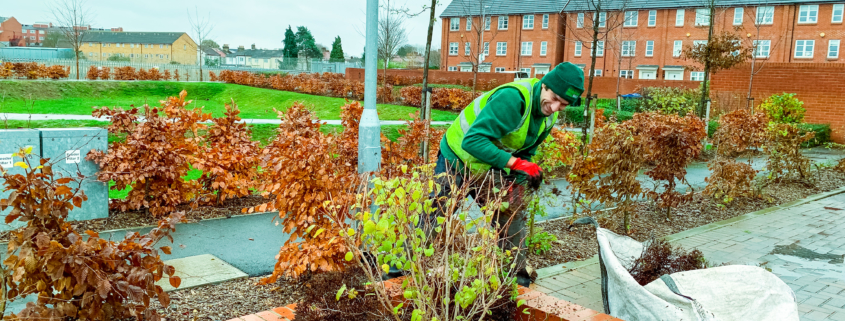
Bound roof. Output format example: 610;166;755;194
81;31;189;44
440;0;567;17
562;0;845;11
232;48;285;58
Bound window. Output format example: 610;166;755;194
620;70;634;79
829;40;841;58
484;42;489;56
542;14;549;29
693;40;707;47
130;43;134;48
145;54;149;58
574;41;582;56
496;42;507;55
484;16;491;30
523;15;534;29
673;40;683;57
695;8;710;26
89;52;93;57
520;68;532;75
690;71;705;81
29;36;35;40
624;11;638;27
495;67;506;72
521;42;533;56
465;42;471;56
798;5;819;23
449;42;458;55
160;44;163;48
756;6;774;25
540;41;547;55
734;7;744;25
591;69;603;77
593;40;604;57
102;53;106;57
795;40;815;58
450;18;459;31
648;10;656;26
834;4;844;23
498;16;509;29
676;9;685;26
184;44;187;50
466;17;472;31
753;40;771;57
646;40;654;57
596;12;607;27
622;41;636;56
88;42;92;47
448;66;457;71
577;13;584;28
39;30;44;34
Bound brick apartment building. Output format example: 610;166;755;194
77;31;198;65
0;16;24;46
440;0;845;81
21;22;123;46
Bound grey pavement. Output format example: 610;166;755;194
0;112;452;126
532;187;845;321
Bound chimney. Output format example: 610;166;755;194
223;44;229;52
251;44;255;50
238;45;244;51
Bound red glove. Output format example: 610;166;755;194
509;159;542;178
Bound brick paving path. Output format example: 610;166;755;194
532;188;845;321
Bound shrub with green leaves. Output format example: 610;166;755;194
758;93;805;124
526;231;558;255
639;87;701;116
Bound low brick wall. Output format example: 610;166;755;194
575;77;701;99
710;63;845;143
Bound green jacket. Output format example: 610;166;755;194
440;80;554;172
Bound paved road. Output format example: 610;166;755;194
0;113;452;126
533;188;845;321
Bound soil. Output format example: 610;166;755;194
149;275;304;321
527;168;845;270
0;195;269;243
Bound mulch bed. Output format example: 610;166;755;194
0;195;269;243
527;168;845;270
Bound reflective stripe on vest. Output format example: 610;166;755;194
445;78;558;175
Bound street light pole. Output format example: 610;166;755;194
359;0;381;174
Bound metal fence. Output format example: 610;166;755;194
2;57;362;80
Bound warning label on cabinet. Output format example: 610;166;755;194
0;154;12;168
66;150;81;164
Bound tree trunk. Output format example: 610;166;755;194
75;50;80;80
582;13;601;149
419;0;437;159
698;4;716;118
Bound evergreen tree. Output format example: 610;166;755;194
295;26;322;59
329;36;345;62
282;26;298;58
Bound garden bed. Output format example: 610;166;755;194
527;168;845;270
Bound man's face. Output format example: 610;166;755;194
539;84;571;116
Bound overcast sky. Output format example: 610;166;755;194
8;0;447;55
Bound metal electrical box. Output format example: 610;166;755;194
0;129;42;231
39;128;108;222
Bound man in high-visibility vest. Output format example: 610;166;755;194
434;62;584;287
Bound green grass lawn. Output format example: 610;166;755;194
0;80;458;122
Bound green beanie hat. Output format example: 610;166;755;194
540;62;585;106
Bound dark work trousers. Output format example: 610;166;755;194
428;152;530;276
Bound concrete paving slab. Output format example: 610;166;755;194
157;254;248;292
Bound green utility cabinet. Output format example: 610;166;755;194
39;128;108;222
0;129;41;231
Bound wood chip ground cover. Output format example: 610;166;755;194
527;168;845;270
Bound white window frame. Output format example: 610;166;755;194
799;5;819;23
496;42;507;56
693;40;708;47
484;16;491;30
574;41;582;56
734;7;744;25
523;15;534;29
465;42;471;56
594;12;607;28
448;66;458;71
673;40;683;57
676;9;685;26
829;39;840;58
690;71;705;81
834;4;844;23
695;8;710;26
466;17;472;31
756;6;774;25
521;42;533;56
646;40;654;57
494;67;506;72
753;40;771;58
795;39;815;58
624;11;638;27
542;14;549;29
648;10;657;26
483;42;489;56
620;70;634;79
593;40;605;57
591;69;603;77
540;41;547;56
450;18;459;31
498;16;509;30
622;40;636;56
577;13;584;28
449;42;458;55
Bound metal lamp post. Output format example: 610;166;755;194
359;0;381;174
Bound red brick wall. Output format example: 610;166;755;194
0;17;23;44
579;76;701;98
345;68;516;84
711;63;845;142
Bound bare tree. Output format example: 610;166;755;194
560;0;631;145
738;2;786;110
458;0;500;94
50;0;92;80
188;7;215;81
378;0;408;81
